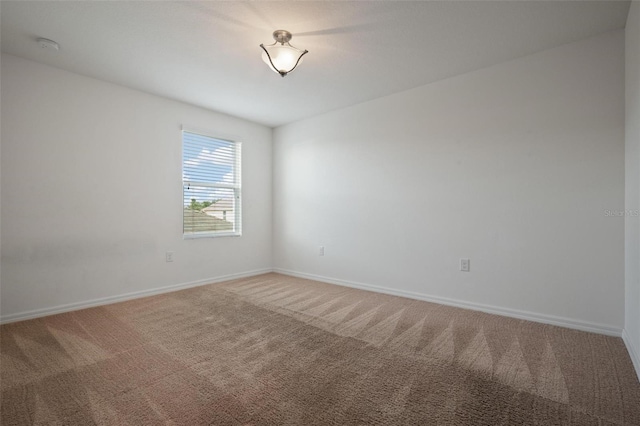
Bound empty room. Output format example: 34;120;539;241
1;1;639;424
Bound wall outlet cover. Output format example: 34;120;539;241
460;258;470;272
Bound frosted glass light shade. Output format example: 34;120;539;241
261;45;305;75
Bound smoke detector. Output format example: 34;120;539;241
37;38;60;51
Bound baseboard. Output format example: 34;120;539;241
3;266;626;341
0;268;273;324
273;268;623;337
622;329;640;381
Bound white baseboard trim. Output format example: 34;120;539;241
3;267;626;342
273;268;623;337
0;268;273;324
622;329;640;381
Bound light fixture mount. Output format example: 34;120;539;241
260;30;308;77
272;29;293;44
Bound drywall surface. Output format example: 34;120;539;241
273;31;625;331
0;54;272;320
625;1;640;377
0;53;3;312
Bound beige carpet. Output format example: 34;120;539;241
1;273;639;425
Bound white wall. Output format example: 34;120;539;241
273;31;625;333
625;1;640;377
0;53;3;313
0;54;272;321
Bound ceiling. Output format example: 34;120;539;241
0;1;631;128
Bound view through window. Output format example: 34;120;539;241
182;130;241;237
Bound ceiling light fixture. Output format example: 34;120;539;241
260;30;308;77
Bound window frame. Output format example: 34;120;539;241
181;127;242;239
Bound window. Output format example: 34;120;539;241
182;129;241;238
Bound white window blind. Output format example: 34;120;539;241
182;130;241;237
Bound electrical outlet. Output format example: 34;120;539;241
166;252;174;262
460;258;470;272
319;246;325;256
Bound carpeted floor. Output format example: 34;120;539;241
1;273;639;425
